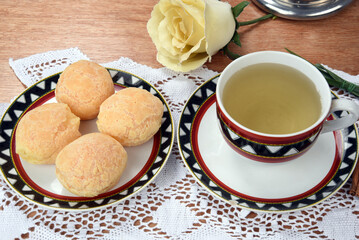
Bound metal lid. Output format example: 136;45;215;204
252;0;353;20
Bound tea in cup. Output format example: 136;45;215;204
216;51;359;162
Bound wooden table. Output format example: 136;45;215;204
0;0;358;103
0;2;358;238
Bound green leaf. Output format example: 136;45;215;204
232;1;250;18
232;31;241;47
235;19;240;30
318;64;359;94
284;48;301;58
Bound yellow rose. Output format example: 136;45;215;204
147;0;236;72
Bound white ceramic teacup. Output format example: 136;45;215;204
216;51;359;163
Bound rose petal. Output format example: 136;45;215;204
158;18;180;55
157;50;208;72
204;0;236;57
183;19;205;48
169;8;194;49
180;0;205;26
171;16;185;42
179;36;206;62
168;5;205;51
147;3;164;45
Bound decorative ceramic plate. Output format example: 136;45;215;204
0;69;174;211
178;75;358;213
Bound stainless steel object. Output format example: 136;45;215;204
252;0;353;20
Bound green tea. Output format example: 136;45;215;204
222;63;322;134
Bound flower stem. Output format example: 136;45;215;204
238;13;274;26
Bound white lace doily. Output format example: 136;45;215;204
1;48;359;240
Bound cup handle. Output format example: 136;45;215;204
322;99;359;134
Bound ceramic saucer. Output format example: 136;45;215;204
178;75;358;212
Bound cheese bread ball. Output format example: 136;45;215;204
55;60;115;120
55;132;127;197
15;103;81;164
96;87;163;146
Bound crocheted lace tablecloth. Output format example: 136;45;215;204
1;47;359;240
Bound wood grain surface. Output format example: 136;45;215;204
0;0;358;103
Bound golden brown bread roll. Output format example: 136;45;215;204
55;132;127;197
55;60;115;120
15;103;81;164
96;87;163;146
